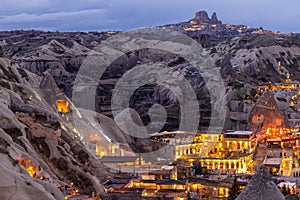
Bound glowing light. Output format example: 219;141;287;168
189;20;197;25
56;100;70;113
26;166;36;177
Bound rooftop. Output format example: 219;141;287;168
138;180;188;185
151;130;252;136
100;156;138;163
223;131;253;135
278;181;297;188
263;158;282;166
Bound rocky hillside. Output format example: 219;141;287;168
210;33;300;83
161;10;273;36
0;55;153;199
0;11;300;132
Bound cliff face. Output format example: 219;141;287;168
249;91;286;132
194;11;222;24
0;31;111;97
0;52;158;198
0;56;131;199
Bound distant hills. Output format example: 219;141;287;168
0;10;300;132
161;10;278;36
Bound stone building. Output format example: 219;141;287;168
151;130;257;174
250;91;286;134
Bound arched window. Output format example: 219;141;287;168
225;162;229;169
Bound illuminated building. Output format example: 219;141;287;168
277;61;282;71
107;31;116;35
250;91;285;133
151;130;257;174
128;179;188;199
188;180;231;199
189;20;197;25
100;156;139;174
127;177;232;199
278;181;298;194
263;128;300;176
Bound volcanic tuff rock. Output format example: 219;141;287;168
211;12;222;24
236;165;285;200
194;11;221;24
0;56;107;198
194;11;210;22
211;34;300;82
0;12;300;132
161;10;266;36
0;55;151;199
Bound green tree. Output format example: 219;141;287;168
229;176;239;200
287;186;291;195
193;161;202;175
281;184;290;196
250;89;257;98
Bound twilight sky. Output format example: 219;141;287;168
0;0;299;33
